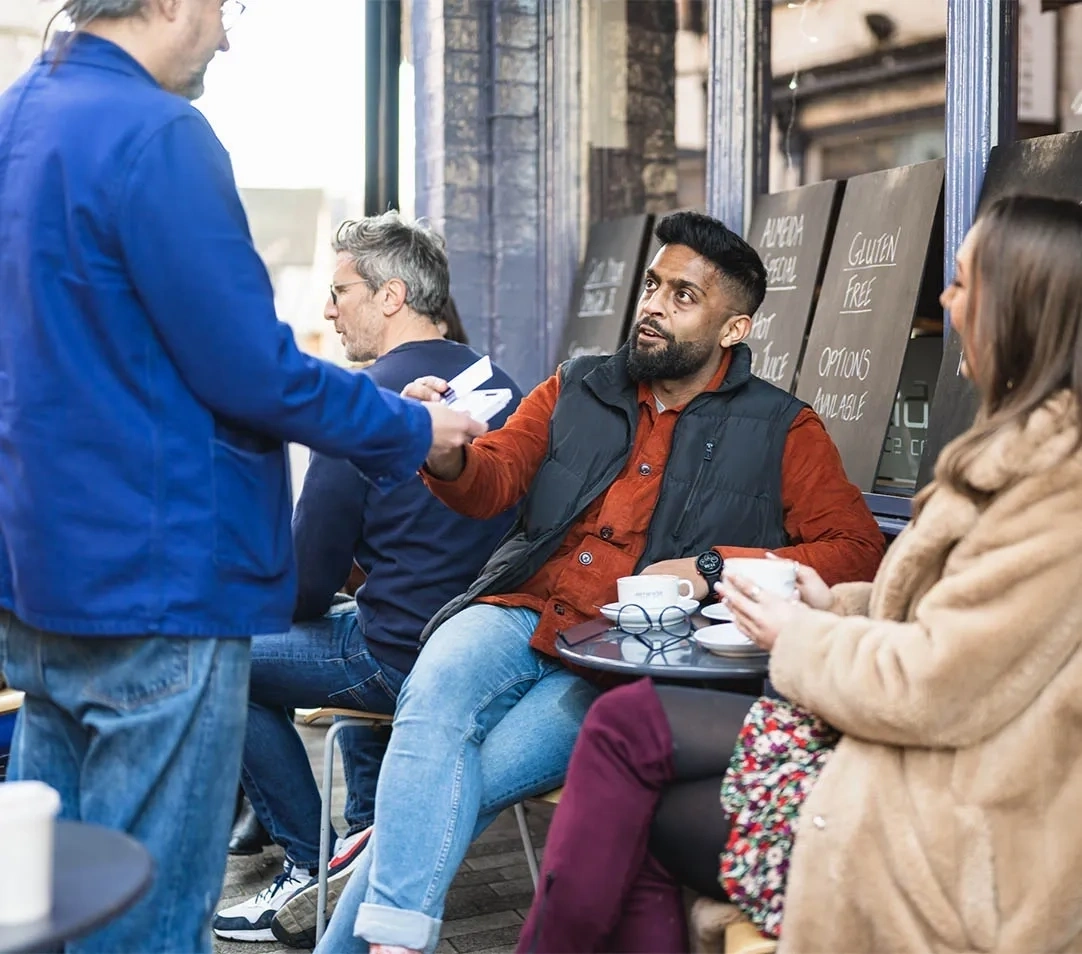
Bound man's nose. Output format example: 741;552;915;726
324;299;338;321
642;288;665;316
219;32;230;53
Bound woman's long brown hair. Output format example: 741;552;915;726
917;194;1082;512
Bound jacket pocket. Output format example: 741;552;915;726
211;438;291;583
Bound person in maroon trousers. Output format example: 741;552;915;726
514;676;754;953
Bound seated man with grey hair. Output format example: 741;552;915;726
213;212;522;942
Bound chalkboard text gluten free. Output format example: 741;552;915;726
811;226;902;424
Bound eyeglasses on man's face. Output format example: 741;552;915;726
329;280;366;306
221;0;246;32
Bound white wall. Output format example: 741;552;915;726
0;0;56;92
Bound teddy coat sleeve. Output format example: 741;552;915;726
829;582;873;617
769;467;1082;749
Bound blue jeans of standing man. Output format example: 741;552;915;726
242;601;407;869
314;604;600;954
0;609;250;954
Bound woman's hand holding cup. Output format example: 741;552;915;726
764;552;834;611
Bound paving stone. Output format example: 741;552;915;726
464;849;531;871
440;910;523;938
451;865;514;887
489;876;535;897
448;925;525;953
466;836;529;858
496;863;535;882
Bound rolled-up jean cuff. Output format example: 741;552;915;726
355;902;441;953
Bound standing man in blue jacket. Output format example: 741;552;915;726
213;213;522;943
0;2;484;952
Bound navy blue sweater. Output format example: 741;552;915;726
291;339;522;673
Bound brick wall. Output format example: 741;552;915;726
413;0;548;389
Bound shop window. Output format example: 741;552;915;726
580;0;707;225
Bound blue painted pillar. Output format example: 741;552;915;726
705;0;770;234
943;0;1017;334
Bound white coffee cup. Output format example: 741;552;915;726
617;574;694;608
0;780;61;924
723;557;797;636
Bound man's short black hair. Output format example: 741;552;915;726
653;211;767;316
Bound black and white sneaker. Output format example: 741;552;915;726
271;826;371;948
213;860;312;942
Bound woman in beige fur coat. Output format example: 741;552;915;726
722;193;1082;953
515;194;1082;954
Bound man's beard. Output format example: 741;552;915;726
175;62;211;101
626;320;716;383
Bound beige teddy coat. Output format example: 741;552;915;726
770;392;1082;954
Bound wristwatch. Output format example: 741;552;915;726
694;550;724;598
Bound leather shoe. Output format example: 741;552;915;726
229;797;273;856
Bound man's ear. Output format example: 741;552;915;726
155;0;183;23
719;314;752;347
382;278;408;316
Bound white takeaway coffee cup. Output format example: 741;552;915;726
617;574;694;608
723;558;797;635
0;780;61;924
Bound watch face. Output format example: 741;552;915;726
697;551;722;575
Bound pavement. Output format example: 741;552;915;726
213;722;553;954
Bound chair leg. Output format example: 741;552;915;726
514;802;541;889
316;719;350;944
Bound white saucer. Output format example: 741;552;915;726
700;603;733;622
693;623;766;656
600;596;700;625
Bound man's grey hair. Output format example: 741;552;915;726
333;212;449;321
60;0;147;27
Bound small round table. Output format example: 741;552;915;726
556;617;770;683
0;821;153;954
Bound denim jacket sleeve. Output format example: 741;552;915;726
117;113;430;490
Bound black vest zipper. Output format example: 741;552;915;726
671;440;715;540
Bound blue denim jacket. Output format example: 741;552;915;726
0;34;431;638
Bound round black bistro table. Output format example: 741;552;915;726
556;616;769;684
0;821;153;954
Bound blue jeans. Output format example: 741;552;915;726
315;604;599;954
0;609;250;954
243;601;406;869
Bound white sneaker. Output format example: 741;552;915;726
272;826;372;948
212;860;312;941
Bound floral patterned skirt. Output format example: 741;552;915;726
718;697;840;938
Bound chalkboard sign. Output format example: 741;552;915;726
917;131;1082;487
746;181;842;392
794;160;945;491
559;214;654;360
